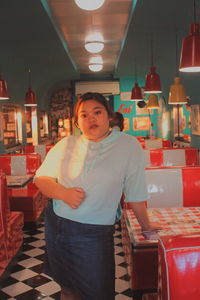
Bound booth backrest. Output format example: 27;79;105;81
145;166;200;208
158;233;200;300
144;147;199;167
0;174;10;239
138;139;172;149
0;153;41;175
24;144;54;161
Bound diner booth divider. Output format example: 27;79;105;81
122;159;200;298
23;144;54;162
137;138;172;149
144;147;199;167
0;153;47;224
0;174;24;278
157;233;200;300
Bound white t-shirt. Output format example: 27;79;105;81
35;130;148;225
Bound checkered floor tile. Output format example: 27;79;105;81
0;221;133;299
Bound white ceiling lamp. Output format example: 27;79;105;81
75;0;105;11
85;41;104;53
89;64;103;72
85;33;104;53
89;56;103;64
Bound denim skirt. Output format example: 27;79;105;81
44;201;115;300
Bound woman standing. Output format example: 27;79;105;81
35;92;159;300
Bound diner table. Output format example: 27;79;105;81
122;207;200;299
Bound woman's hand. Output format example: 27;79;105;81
63;187;85;209
34;177;85;209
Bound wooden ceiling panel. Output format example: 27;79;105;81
45;0;133;75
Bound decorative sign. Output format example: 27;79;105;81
123;118;130;131
191;105;200;135
133;117;151;131
118;104;133;114
120;92;132;101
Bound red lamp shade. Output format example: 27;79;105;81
0;76;9;100
24;87;37;106
179;23;200;72
144;66;162;94
131;82;143;101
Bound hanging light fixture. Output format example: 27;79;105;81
85;33;104;53
131;83;143;100
85;41;104;53
179;0;200;72
24;69;37;107
75;0;105;11
146;94;160;109
168;77;187;104
88;64;103;72
0;73;9;100
89;56;103;64
144;38;162;94
169;33;187;104
131;60;143;101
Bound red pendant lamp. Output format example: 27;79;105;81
131;61;143;101
0;73;9;100
179;0;200;72
131;82;143;100
144;38;162;94
24;69;37;107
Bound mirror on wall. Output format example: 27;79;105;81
25;106;38;145
1;104;22;148
39;110;49;141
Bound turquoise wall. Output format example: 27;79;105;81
114;77;172;139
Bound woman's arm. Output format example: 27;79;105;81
128;201;161;231
34;176;85;209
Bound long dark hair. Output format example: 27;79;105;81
74;92;113;127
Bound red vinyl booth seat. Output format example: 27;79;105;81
122;207;200;298
8;182;47;222
0;154;47;223
0;174;24;277
158;233;200;300
142;166;200;208
0;153;41;175
138;139;172;149
144;147;199;167
23;144;54;161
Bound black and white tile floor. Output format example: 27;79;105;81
0;221;133;300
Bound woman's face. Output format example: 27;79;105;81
77;99;110;142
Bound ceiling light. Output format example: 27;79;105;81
146;94;160;109
0;74;9;100
85;41;104;53
144;66;162;94
89;64;103;72
24;69;37;106
89;56;103;64
168;77;187;104
144;38;162;94
24;88;37;106
179;23;200;72
75;0;105;11
131;83;143;101
179;1;200;72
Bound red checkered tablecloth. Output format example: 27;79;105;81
125;207;200;246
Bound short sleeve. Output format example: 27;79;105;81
123;141;149;203
34;138;66;180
